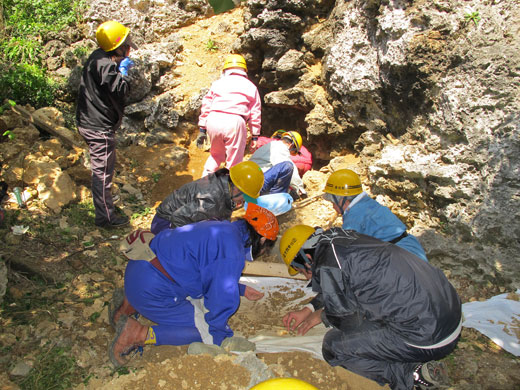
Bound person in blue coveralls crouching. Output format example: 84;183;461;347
108;203;278;367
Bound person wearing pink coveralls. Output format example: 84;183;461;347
197;54;262;176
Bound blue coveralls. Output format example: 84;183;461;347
261;161;294;195
124;220;250;346
342;194;428;262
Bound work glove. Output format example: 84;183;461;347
196;128;207;149
299;192;308;200
119;57;135;76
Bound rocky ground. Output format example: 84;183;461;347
1;6;519;390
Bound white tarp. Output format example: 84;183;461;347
240;276;327;360
241;278;520;358
462;289;520;356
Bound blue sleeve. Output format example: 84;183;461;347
343;199;405;241
238;283;246;296
200;258;243;345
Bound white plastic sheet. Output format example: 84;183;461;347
240;276;327;359
240;278;520;359
462;289;520;356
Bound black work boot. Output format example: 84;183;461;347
95;215;129;228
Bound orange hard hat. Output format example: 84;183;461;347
245;203;279;240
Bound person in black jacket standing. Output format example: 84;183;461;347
279;225;462;390
76;21;137;228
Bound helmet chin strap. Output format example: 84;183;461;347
333;194;348;215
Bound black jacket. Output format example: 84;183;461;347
76;48;129;132
155;169;234;228
310;228;461;346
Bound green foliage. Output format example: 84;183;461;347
64;201;96;227
208;0;236;14
0;0;86;107
2;130;15;140
17;343;87;390
89;311;101;322
0;99;17;115
72;45;89;58
151;172;161;183
2;37;42;64
114;366;131;376
131;207;153;220
206;39;219;52
464;11;481;27
3;0;84;38
0;62;56;108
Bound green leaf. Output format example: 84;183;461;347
208;0;236;14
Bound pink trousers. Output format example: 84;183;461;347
202;111;247;176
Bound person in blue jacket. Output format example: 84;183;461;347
108;203;279;367
322;169;428;262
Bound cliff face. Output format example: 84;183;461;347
40;0;519;282
235;0;520;281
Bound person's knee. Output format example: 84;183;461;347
322;329;342;364
279;161;293;175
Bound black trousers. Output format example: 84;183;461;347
322;315;459;390
78;126;117;224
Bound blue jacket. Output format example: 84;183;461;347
149;219;250;345
342;194;428;261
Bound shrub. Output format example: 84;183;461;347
0;0;86;107
0;63;56;107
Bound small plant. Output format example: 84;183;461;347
131;207;153;220
0;99;16;115
206;39;219;52
2;130;15;140
64;201;95;226
89;312;101;322
72;45;89;58
0;63;56;107
17;343;86;390
130;158;139;169
464;11;481;27
151;172;161;183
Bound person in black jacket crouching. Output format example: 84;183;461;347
279;225;461;390
150;160;264;234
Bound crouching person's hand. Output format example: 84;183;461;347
244;285;264;301
283;307;323;336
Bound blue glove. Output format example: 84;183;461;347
119;57;135;76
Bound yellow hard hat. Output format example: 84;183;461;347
271;129;286;139
279;225;316;276
223;54;247;71
96;21;130;52
282;131;303;152
324;169;362;197
250;378;319;390
229;161;264;199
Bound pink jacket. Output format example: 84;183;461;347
198;69;262;136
